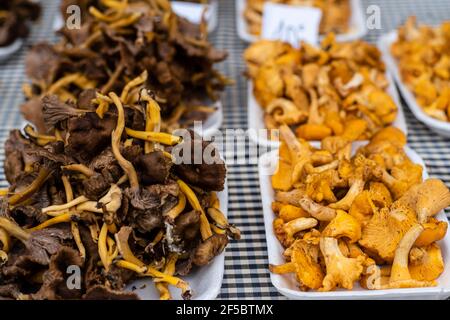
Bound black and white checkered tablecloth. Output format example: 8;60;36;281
0;0;449;300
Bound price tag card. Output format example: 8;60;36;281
171;1;210;24
261;3;322;47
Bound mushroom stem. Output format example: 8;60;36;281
390;224;424;283
164;193;186;221
207;207;241;240
114;227;146;267
0;218;30;242
0;227;10;252
121;70;148;103
42;196;88;214
28;213;78;231
109;92;140;190
62;164;95;178
155;254;178;300
141;88;162;153
62;175;86;261
76;184;122;214
177;179;212;241
125;128;181;146
98;223;111;271
115;259;147;273
9;167;51;205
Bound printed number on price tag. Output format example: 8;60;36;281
261;3;322;47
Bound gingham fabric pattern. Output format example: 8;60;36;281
0;0;449;300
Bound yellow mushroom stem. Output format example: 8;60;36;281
100;0;128;10
109;92;140;190
9;167;51;205
125;128;182;146
141;88;162;153
24;125;57;145
107;236;119;265
98;223;111;271
28;213;79;231
71;222;86;261
121;70;148;103
76;184;122;214
62;175;86;261
61;176;73;201
107;223;118;234
62;164;95;177
210;192;220;209
0;250;7;265
155;254;178;300
114;227;145;267
164;193;186;221
207;207;241;239
211;224;227;235
46;73;82;94
55;129;64;142
150;230;164;247
390;224;425;283
100;63;125;94
116;258;189;294
42;196;88;214
0;217;31;242
88;6;123;22
115;259;147;273
90;223;100;243
0;227;10;252
177;179;212;240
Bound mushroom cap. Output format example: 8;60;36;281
359;205;417;262
322;210;362;243
415;218;448;247
410;243;445;282
291;240;324;290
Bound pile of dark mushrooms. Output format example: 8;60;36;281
22;0;230;134
0;83;239;300
0;0;41;47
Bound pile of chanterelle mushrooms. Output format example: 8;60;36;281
270;124;450;291
0;80;240;300
391;17;450;123
244;34;398;141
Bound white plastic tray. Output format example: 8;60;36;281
172;0;218;33
258;146;450;299
378;31;450;138
54;0;218;33
236;0;367;43
0;39;23;63
126;182;228;300
247;70;407;147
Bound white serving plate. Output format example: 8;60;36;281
126;182;228;300
236;0;367;43
172;0;218;33
258;146;450;300
247;70;408;148
0;39;23;63
378;31;450;138
54;0;219;33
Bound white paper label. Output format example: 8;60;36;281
171;1;210;24
261;3;322;47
